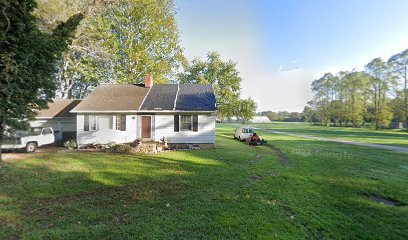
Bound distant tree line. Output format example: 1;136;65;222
258;111;303;122
305;49;408;129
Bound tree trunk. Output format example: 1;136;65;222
0;122;3;165
374;86;379;130
67;81;73;99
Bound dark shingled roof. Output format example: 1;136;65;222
71;84;149;112
175;84;216;111
140;84;178;110
71;83;216;112
37;99;81;118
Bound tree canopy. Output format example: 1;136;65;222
179;52;256;121
35;0;186;99
0;0;83;161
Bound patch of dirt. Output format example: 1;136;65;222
0;194;10;200
2;146;66;162
0;215;19;229
366;194;404;207
264;144;289;165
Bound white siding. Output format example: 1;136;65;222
153;114;215;143
76;114;137;145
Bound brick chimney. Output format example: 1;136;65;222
144;74;153;88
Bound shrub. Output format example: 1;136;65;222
130;139;141;148
108;144;132;154
107;141;116;148
64;140;77;149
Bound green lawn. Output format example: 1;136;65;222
1;125;407;239
252;122;408;148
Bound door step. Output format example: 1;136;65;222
134;142;163;154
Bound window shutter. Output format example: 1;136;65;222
174;115;179;132
193;115;198;132
120;115;126;131
109;116;113;129
84;115;89;131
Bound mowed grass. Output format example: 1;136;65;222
253;122;408;148
0;125;407;239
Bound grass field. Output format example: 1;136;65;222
252;122;408;148
1;125;407;239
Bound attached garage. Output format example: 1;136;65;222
30;99;81;144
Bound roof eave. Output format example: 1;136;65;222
70;110;216;113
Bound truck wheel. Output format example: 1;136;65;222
26;142;37;153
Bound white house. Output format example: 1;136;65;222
31;99;81;143
70;76;217;148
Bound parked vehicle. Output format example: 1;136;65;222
234;126;255;141
1;127;55;153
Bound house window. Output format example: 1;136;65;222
98;116;112;130
115;115;121;130
180;115;192;131
90;115;98;131
174;115;198;132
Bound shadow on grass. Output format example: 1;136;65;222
0;131;261;238
1;126;407;239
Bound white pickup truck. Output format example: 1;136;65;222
1;127;55;153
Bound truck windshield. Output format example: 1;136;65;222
248;129;254;133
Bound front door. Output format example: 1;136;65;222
141;116;152;139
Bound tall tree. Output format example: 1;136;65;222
389;91;406;123
302;106;314;124
236;98;257;123
341;72;370;127
35;0;186;99
95;0;186;85
311;73;338;126
0;0;83;162
365;58;395;129
35;0;111;99
388;49;408;129
179;52;243;119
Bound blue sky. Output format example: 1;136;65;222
175;0;408;111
